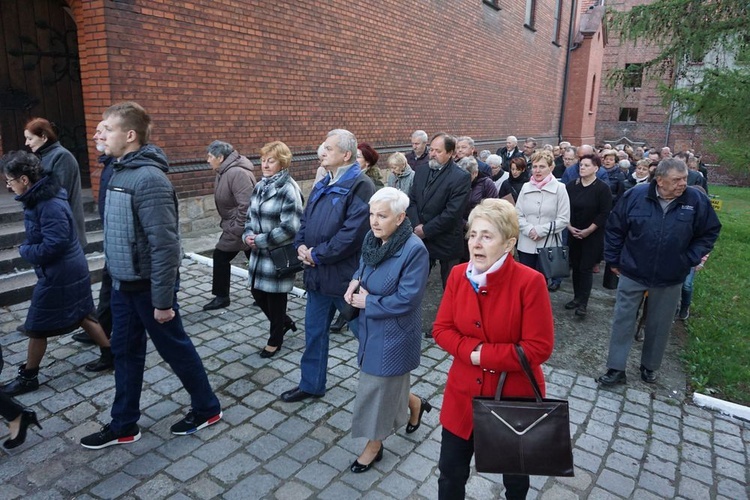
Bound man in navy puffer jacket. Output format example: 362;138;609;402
280;129;375;403
598;158;721;386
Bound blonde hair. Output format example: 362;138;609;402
260;141;292;169
467;198;519;242
530;150;554;167
387;152;408;169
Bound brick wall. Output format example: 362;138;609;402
65;0;577;198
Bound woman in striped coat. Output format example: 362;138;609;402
243;141;304;358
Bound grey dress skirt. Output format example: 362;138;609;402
351;371;410;440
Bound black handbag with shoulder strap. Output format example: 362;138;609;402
472;345;574;476
536;221;569;280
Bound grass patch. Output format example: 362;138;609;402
682;185;750;405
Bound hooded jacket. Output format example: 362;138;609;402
214;150;256;252
103;144;181;309
605;182;721;287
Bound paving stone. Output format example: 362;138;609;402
572;448;602;473
377;471;419;498
123;453;172;478
89;472;139;499
319;444;356;471
156;435;203;460
642;453;677;480
540;485;580;500
164;456;208;481
682;425;712;447
88;447;137;475
54;467;100;494
652;399;683;418
133;474;177;500
679;460;715;485
678;476;712;500
680;442;713;465
584;420;615;441
638;470;675;498
318;482;362;500
264;455;303;479
618;412;650;430
576;434;609;456
717;477;749;500
651;424;680;445
604;452;640;478
647;439;678;462
0;484;25;500
557;467;593;491
596;468;635;497
272;481;314;499
466;474;503;499
683;413;713;432
223;472;279;499
186;477;225;499
714;431;745;452
270;416;315;443
246;433;287;461
208;452;260;483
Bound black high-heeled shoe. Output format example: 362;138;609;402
259;346;281;358
284;320;297;334
350;444;383;473
406;397;432;434
3;409;42;450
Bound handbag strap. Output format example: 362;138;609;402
542;220;561;248
494;345;544;403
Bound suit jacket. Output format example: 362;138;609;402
495;146;523;170
407;159;471;260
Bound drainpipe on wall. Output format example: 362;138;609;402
557;0;579;143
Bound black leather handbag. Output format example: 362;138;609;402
472;345;574;477
269;244;304;278
338;271;362;322
536;221;569;280
602;263;619;290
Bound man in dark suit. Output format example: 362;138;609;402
495;135;524;171
407;133;471;290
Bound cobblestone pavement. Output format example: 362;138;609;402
1;258;748;500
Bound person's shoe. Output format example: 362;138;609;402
80;423;141;450
548;281;561;292
425;331;433;339
640;365;657;384
170;409;223;435
634;327;645;342
85;347;114;372
597;369;627;386
284;319;297;334
3;409;42;450
16;324;25;334
677;307;690;321
280;387;323;403
72;331;95;345
203;296;230;311
259;346;281;359
564;299;580;310
574;304;587;317
405;397;432;434
329;315;347;333
1;364;40;396
350;444;384;473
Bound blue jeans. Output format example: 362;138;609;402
681;268;695;312
299;290;358;395
109;288;220;432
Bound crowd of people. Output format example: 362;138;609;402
1;111;722;499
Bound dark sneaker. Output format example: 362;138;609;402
677;308;690;321
170;410;223;435
80;423;140;449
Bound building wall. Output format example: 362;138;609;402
65;0;577;198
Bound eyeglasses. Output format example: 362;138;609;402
5;177;20;187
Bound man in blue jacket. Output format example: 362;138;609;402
81;102;221;448
598;158;721;386
281;129;375;403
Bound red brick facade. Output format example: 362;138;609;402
62;0;582;198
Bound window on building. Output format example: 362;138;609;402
623;63;643;89
482;0;501;10
619;108;639;122
525;0;537;30
552;0;563;45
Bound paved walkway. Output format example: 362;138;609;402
1;258;748;499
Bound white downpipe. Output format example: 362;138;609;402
184;252;307;299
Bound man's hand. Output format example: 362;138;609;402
414;224;425;239
610;267;620;276
245;234;257;249
297;244;315;267
154;308;175;324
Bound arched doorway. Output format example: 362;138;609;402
0;0;89;185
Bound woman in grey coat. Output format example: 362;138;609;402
243;141;303;358
203;141;256;310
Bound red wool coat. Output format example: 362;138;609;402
433;258;554;440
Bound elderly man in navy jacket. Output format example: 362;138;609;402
281;129;375;403
598;158;721;386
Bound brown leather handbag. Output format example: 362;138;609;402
472;345;574;476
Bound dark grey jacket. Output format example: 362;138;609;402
104;145;181;309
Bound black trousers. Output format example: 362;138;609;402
438;427;529;500
212;248;250;297
97;265;113;336
571;267;594;305
251;288;292;348
0;347;23;422
430;258;459;290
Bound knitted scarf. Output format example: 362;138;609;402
362;218;413;266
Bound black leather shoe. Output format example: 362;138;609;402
1;365;40;396
72;331;95;345
406;397;432;434
640;365;657;384
564;299;580;310
548;282;561;292
597;369;627;386
350;444;383;473
329;315;347;333
284;319;297;334
3;409;42;450
203;296;230;311
259;346;281;359
280;387;323;403
575;305;587;317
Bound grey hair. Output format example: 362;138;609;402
457;136;475;148
563;147;577;156
479;150;491;161
327;129;358;160
458;156;478;175
369;186;409;215
543;144;554;151
486;154;503;167
411;130;428;142
525;137;537;147
506;135;518;145
618;159;631;171
655;158;688;178
207;140;234;159
317;143;326;160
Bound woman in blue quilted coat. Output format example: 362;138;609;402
1;151;112;397
344;187;431;473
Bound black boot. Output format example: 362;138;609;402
1;364;40;396
330;314;347;333
85;347;114;372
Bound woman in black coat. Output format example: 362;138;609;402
498;157;530;203
564;154;612;317
1;151;112;397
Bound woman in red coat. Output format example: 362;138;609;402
433;198;554;500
